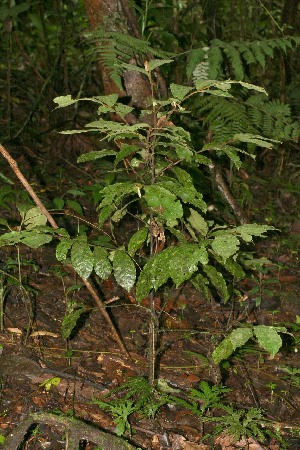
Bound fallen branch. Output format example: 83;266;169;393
5;412;137;450
0;143;129;356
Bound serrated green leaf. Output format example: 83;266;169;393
21;231;52;248
115;144;141;166
53;197;65;209
53;95;78;108
23;207;47;230
0;218;9;228
66;199;83;216
212;338;234;365
21;232;53;248
169;244;208;287
77;149;117;163
253;325;284;357
203;265;229;302
236;224;275;243
56;238;72;261
93;247;112;279
187;209;208;236
136;244;207;301
212;327;253;364
113;250;136;292
144;185;183;225
191;273;211;300
170;83;193;101
114;103;134;116
239;81;267;94
0;231;22;246
62;306;86;340
233;133;278;149
215;256;245;280
71;238;94;279
211;234;240;260
147;59;173;71
95;93;119;107
128;228;148;256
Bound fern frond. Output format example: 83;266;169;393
250;43;266;69
208;43;224;79
186;47;207;79
224;43;244;80
203;36;300;81
86;30;173;89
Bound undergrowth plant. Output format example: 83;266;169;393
0;55;291;386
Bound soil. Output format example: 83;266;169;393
1;141;300;449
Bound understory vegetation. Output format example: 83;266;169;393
0;1;300;449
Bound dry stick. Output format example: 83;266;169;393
0;143;129;357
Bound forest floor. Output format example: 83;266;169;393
0;137;300;449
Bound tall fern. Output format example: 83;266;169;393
187;36;300;81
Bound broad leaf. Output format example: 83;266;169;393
93;247;112;280
22;207;47;229
128;228;148;256
62;306;86;340
170;83;193;100
188;209;208;236
169;244;208;287
21;232;53;248
144;185;183;225
53;95;78;108
136;248;173;301
71;238;94;279
147;59;173;71
113;250;136;292
115;144;141;166
136;244;207;301
211;234;240;260
212;327;253;364
253;325;285;357
77;149;116;163
56;238;72;261
203;265;229;302
236;224;275;243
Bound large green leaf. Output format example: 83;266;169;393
212;327;253;364
203;264;229;302
113;251;136;292
128;228;148;256
21;232;53;248
169;244;208;287
94;247;112;280
170;83;193;101
115;144;141;166
136;248;172;301
77;149;117;163
0;231;22;246
136;244;207;301
71;238;94;279
23;207;47;229
211;234;240;260
253;325;285;357
144;185;183;225
62;306;86;340
187;209;208;236
235;224;275;243
56;238;72;262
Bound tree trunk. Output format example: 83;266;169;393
83;0;153;117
